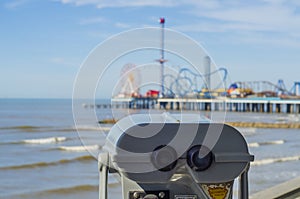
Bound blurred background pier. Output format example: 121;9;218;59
85;97;300;114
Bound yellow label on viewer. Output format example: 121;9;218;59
200;181;232;199
208;186;228;199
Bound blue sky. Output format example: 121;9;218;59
1;0;300;98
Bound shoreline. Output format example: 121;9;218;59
226;122;300;129
98;119;300;129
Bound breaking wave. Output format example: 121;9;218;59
0;137;69;145
58;145;100;151
0;155;95;170
0;125;110;133
252;155;300;166
248;140;285;148
22;137;67;144
237;127;257;136
74;125;111;131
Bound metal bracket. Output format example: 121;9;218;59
99;152;109;199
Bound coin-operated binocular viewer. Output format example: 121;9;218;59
98;114;254;199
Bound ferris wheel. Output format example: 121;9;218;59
118;63;141;97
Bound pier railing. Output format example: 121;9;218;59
85;98;300;114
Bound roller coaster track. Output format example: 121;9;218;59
163;67;228;97
232;81;291;95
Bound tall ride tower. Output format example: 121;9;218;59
158;17;167;97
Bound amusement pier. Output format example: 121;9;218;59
88;18;300;115
108;95;300;114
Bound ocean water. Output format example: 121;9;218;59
0;99;300;198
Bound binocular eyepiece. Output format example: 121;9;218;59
99;114;254;199
151;145;178;172
151;144;213;172
187;145;213;172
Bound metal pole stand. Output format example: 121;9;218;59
239;164;250;199
98;152;109;199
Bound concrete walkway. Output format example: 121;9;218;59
250;176;300;199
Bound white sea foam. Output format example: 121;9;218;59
58;145;100;151
237;127;257;136
252;155;300;166
74;125;111;131
263;140;285;145
248;142;260;148
248;140;285;148
23;137;67;144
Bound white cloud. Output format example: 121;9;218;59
240;34;300;48
177;0;300;47
57;0;300;47
57;0;300;32
175;21;275;33
192;4;300;31
58;0;179;8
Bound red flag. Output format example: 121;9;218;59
159;18;165;24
